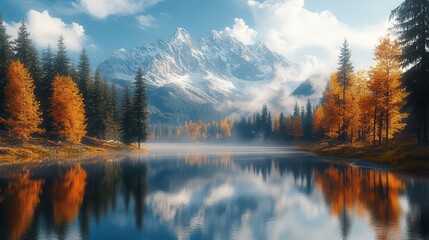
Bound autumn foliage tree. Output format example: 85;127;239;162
2;60;42;142
368;36;408;145
50;75;86;143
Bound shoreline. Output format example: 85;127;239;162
0;136;148;165
296;140;429;172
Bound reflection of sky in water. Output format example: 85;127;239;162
0;144;428;240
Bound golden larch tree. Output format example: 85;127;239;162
369;36;408;144
3;60;42;142
51;75;87;143
313;105;325;137
321;73;343;141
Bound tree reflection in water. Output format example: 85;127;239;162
0;152;428;240
314;166;405;240
0;172;43;240
52;164;87;225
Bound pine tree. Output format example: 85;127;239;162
3;60;42;143
54;35;70;76
105;83;121;140
13;21;43;102
77;48;92;101
40;45;55;133
0;16;13;129
121;86;134;145
391;1;429;143
132;68;149;149
337;39;354;142
88;69;107;138
50;75;86;143
304;99;313;139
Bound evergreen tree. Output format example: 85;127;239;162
132;68;149;149
265;111;272;140
0;16;13;129
293;102;300;119
105;83;121;140
77;48;92;101
40;45;55;133
337;40;354;142
88;69;107;138
337;40;354;101
121;86;134;145
13;21;43;101
391;0;429;143
304;99;313;139
54;35;70;76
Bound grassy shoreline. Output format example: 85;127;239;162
0;136;148;164
297;139;429;171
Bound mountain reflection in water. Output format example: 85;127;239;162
0;145;427;240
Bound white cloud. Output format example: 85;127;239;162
6;10;85;51
247;0;390;70
136;14;155;29
76;0;162;19
225;18;257;45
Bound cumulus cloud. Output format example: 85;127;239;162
136;14;155;29
247;0;390;70
225;18;257;45
76;0;162;19
6;10;85;51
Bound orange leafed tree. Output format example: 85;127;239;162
3;60;42;142
50;75;87;143
368;36;408;145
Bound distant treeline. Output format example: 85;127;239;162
0;19;148;147
149;102;313;142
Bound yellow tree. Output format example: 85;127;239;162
51;75;87;143
321;73;343;141
3;60;42;143
370;36;408;145
313;105;325;138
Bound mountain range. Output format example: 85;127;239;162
97;28;326;124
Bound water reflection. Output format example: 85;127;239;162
0;146;427;240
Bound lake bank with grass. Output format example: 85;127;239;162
298;139;429;172
0;135;147;164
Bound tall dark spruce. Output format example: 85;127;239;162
121;86;134;145
13;21;43;102
391;0;429;143
54;35;70;76
132;68;149;149
337;39;354;142
40;45;55;133
0;16;13;129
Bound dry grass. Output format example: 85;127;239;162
0;134;148;163
301;137;429;171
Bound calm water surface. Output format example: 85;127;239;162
0;144;428;240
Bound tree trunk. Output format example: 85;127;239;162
424;102;429;143
373;104;377;147
386;108;389;146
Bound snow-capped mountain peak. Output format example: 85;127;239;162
97;28;304;123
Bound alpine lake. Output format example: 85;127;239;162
0;143;428;240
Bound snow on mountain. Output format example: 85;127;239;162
98;28;318;123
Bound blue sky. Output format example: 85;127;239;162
0;0;403;71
